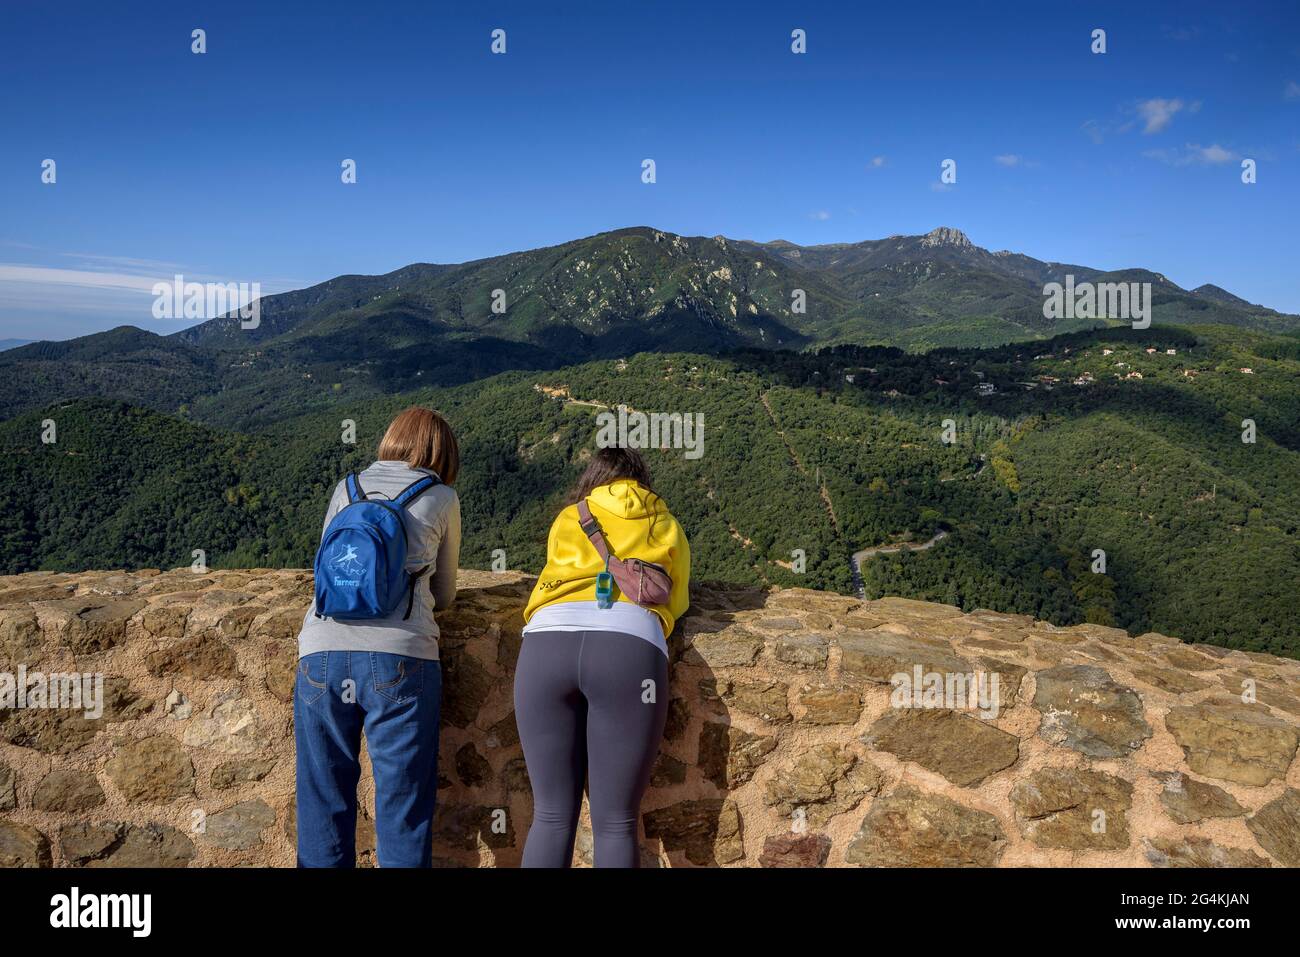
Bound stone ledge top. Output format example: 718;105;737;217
1;568;1298;868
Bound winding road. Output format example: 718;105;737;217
850;529;950;599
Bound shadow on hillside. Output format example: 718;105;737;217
531;307;815;359
726;344;1300;454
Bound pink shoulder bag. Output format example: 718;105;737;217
576;500;673;607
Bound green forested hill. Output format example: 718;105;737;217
3;323;1297;659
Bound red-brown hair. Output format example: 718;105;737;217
377;407;460;484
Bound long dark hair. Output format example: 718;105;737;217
569;447;654;502
568;447;662;539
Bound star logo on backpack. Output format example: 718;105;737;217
330;543;368;581
313;472;438;620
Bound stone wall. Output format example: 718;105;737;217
1;567;1298;868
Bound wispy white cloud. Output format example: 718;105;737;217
0;241;187;276
1142;142;1240;166
0;260;303;293
808;210;831;221
1161;25;1200;42
0;244;307;339
0;265;161;293
57;252;188;272
1194;143;1237;164
1136;97;1198;134
868;156;887;169
993;154;1041;171
1286;80;1300;100
0;262;303;339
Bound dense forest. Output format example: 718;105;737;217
2;323;1297;659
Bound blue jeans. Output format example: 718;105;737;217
294;651;442;867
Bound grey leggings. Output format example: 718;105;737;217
514;630;669;867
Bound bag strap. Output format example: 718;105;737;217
345;472;366;503
576;500;614;564
345;472;439;509
392;475;439;510
403;564;432;619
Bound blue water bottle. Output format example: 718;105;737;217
595;559;614;609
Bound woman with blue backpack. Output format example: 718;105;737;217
517;447;690;867
295;406;461;867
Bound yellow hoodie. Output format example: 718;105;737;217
523;480;690;638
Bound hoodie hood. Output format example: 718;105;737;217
587;480;660;520
524;479;691;636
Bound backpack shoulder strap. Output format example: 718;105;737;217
345;472;366;503
576;500;612;563
392;475;439;510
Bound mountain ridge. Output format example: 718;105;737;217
2;225;1297;427
169;223;1299;349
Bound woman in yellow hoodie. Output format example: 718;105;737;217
516;447;689;867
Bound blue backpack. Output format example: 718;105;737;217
313;472;439;621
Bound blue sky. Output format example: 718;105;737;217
2;0;1299;340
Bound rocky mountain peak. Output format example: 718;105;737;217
921;226;973;249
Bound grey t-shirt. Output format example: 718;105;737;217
297;460;460;661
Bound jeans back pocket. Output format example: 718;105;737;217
370;653;424;703
297;652;329;705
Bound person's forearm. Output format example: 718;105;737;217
431;563;457;610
